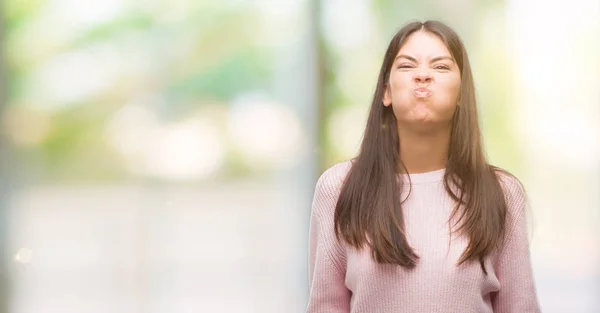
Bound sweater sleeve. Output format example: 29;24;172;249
306;166;352;313
492;176;541;313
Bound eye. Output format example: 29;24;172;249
434;65;450;70
397;64;414;69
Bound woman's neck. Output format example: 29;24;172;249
398;127;451;174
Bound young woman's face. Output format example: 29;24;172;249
383;30;461;130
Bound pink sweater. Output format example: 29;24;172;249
306;161;541;313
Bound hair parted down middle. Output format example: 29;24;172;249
333;20;518;275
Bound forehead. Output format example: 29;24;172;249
397;31;451;58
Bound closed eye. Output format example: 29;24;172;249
435;65;450;70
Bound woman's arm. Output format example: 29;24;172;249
492;177;541;313
306;165;352;313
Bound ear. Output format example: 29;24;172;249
382;84;392;107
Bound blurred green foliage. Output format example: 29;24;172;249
3;0;522;182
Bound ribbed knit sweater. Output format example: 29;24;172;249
306;161;541;313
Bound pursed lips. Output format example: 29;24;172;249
413;87;431;98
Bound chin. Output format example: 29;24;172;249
409;108;437;123
408;103;454;122
398;113;451;133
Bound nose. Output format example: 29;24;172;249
413;70;433;85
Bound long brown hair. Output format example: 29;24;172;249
334;20;511;274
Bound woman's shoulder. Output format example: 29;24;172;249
315;160;354;191
310;161;353;220
311;160;354;207
492;166;528;211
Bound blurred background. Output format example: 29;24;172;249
1;0;599;312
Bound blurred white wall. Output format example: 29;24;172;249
6;0;318;312
508;0;600;311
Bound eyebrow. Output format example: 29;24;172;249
395;54;455;63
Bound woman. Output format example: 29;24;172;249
306;20;541;312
